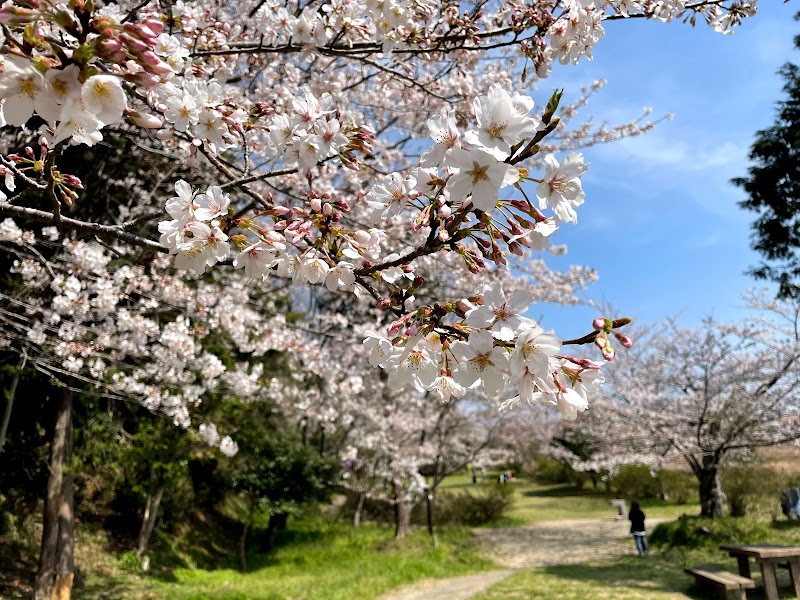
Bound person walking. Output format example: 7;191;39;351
782;492;794;520
790;487;800;519
629;501;647;557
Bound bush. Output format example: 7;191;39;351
650;515;773;549
721;465;788;519
610;465;661;501
531;457;574;484
658;470;696;504
339;483;514;528
434;483;514;526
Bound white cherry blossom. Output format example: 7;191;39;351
81;75;127;125
536;153;588;223
466;283;535;341
451;330;510;396
446;148;518;212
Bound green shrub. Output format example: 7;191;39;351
610;465;661;500
650;515;773;549
722;465;787;518
658;470;696;504
435;483;514;525
531;457;573;484
339;483;514;527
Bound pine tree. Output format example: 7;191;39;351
734;12;800;298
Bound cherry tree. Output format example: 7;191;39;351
569;294;800;518
0;0;763;596
0;0;756;407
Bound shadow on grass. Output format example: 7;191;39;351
537;554;800;600
538;556;716;599
520;484;610;499
769;519;800;531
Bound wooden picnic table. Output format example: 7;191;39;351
720;544;800;600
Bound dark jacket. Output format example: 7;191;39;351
629;508;646;533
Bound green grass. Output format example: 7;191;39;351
75;518;494;600
440;473;699;525
474;549;800;599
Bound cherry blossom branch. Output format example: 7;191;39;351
0;202;168;252
562;318;631;345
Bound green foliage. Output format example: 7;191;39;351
658;471;696;505
610;465;661;500
531;456;574;484
220;400;339;520
73;518;494;600
650;515;774;549
721;464;789;518
733;10;800;297
435;483;515;526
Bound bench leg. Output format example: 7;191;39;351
736;556;752;579
760;562;780;600
726;589;747;600
789;557;800;598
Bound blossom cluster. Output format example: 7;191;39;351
364;282;607;419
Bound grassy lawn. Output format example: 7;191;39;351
473;517;800;600
73;518;494;600
473;550;800;599
440;473;699;525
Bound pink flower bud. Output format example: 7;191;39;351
120;33;150;52
131;72;160;88
439;204;452;218
127;109;162;129
388;317;408;335
272;206;290;216
309;198;322;212
99;38;123;53
592;317;605;331
376;299;391;309
602;347;615;361
322;202;333;216
61;174;83;188
614;333;633;349
406;321;422;337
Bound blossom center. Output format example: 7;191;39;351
468;161;490;185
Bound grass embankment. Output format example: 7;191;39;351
441;473;694;525
73;518;493;600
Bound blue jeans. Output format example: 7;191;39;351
633;534;647;556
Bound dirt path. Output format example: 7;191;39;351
378;517;671;600
474;516;670;569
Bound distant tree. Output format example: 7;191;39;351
734;11;800;298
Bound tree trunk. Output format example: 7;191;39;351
34;388;74;600
589;471;598;490
353;492;365;528
0;354;25;453
393;481;411;540
135;471;164;558
658;476;668;501
425;490;438;548
239;513;252;573
262;512;288;552
695;456;726;518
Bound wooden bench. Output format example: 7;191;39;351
685;566;756;600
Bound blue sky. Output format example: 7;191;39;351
532;2;800;338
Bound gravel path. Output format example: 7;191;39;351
378;517;670;600
474;517;670;569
